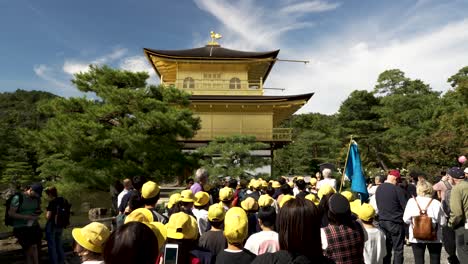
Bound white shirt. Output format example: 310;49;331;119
403;196;445;243
293;187;300;197
368;185;379;196
117;189;129;208
363;227;386;264
317;178;336;190
192;208;209;235
244;230;280;255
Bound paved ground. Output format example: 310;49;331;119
403;244;449;264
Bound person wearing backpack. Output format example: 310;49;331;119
448;167;468;263
403;181;445;264
45;186;71;264
7;183;43;264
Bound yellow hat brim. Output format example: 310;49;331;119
124;208;154;224
72;228;103;253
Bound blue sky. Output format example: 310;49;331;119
1;0;468;114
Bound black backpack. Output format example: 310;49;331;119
4;192;23;226
55;197;71;228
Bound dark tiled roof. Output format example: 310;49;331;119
144;45;280;60
189;93;314;102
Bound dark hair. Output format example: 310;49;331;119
278;177;286;185
114;180;124;193
127;192;142;212
266;185;275;196
278;199;322;259
186;178;194;185
239;179;248;189
296;180;306;191
228;179;238;189
318;193;333;227
142;193;160;206
209;220;223;229
103;222;159;264
167;204;181;217
280;184;292;195
258;206;276;228
45;186;58;198
132;176;147;191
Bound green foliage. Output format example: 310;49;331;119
273;113;342;177
0;89;56;186
25;65;200;188
197;135;270;179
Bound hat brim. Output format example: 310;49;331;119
124;208;154;224
146;222;167;249
72;228;103;253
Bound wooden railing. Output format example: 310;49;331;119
191;127;292;141
173;79;263;92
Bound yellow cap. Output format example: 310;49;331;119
141;181;160;199
358;203;375;222
224;207;248;244
271;181;281;188
252;179;262;189
124;208;154;224
248;179;255;188
241;197;259;212
146;221;167;249
219;187;233;202
179;190;195;203
341;191;354;202
288;182;294;188
279;194;295;208
350;200;362;215
297;176;304;181
317;184;336;199
208;203;225;222
258;194;274;207
261;180;268;188
72;222;110;253
167;193;181;209
194;191;210;207
166;212;198;240
309;178;317;186
305;193;319;205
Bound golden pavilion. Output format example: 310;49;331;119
143;34;313;151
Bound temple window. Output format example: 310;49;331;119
183;77;195;89
229;77;241;89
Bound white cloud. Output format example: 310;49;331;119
119;56;159;84
194;0;468;114
194;0;339;50
280;1;340;15
62;47;128;75
63;61;89;75
267;19;468;114
33;64;70;89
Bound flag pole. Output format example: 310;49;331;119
339;136;353;192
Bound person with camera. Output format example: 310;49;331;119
7;183;44;264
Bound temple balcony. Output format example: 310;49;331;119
186;127;292;142
169;78;263;96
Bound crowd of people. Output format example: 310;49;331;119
6;166;468;264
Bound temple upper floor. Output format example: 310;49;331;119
144;44;279;96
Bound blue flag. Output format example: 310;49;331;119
345;140;369;203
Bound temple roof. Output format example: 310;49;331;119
190;93;314;126
144;45;280;83
189;93;313;102
144;45;279;60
